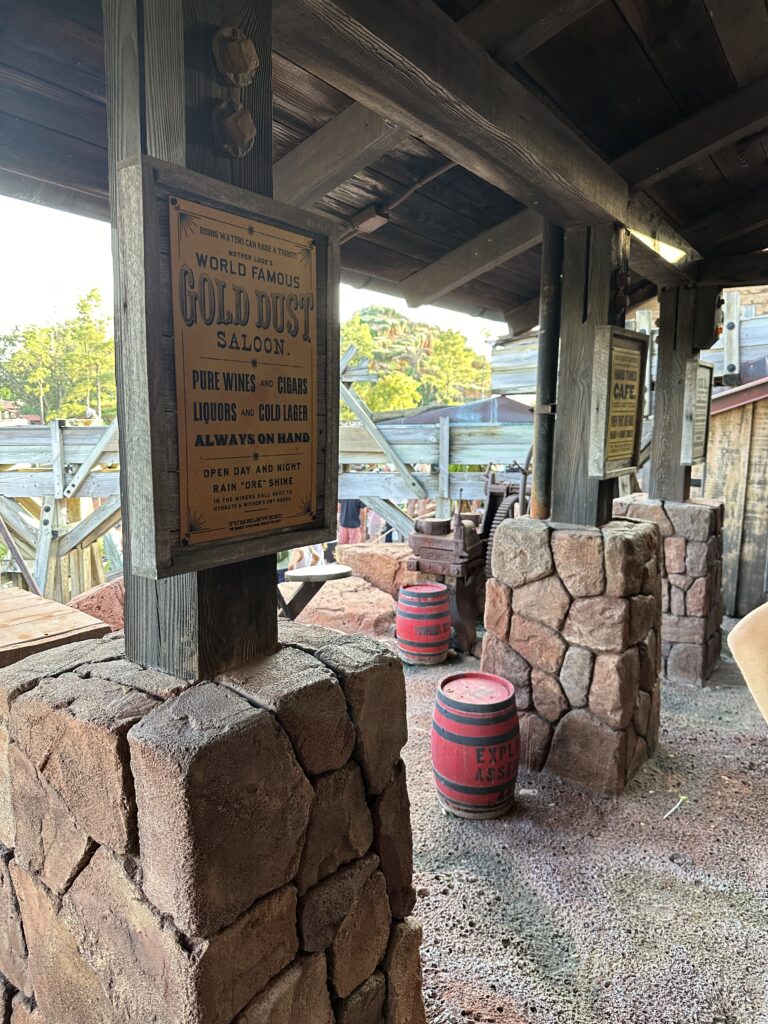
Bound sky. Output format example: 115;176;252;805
0;195;506;354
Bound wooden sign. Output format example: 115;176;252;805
589;326;649;479
681;359;714;465
117;157;339;578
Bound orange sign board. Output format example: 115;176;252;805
169;195;318;546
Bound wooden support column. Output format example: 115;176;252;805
648;285;722;502
103;0;278;678
550;222;630;526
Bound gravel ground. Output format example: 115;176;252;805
400;647;768;1024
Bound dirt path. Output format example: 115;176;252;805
402;649;768;1024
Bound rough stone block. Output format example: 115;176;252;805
0;846;29;996
10;744;92;894
490;518;553;590
11;862;116;1024
371;760;415;919
316;636;407;796
531;669;568;722
0;633;124;724
589;648;640;729
628;595;658;646
546;710;627;794
626;499;673;537
665;501;715;542
662;614;706;645
661;583;669;613
329;870;391;999
296;761;373;895
277;619;345;655
518;713;552;772
129;683;313;937
511;575;571;631
668;573;694;591
664;536;686;574
551;529;604;597
641;558;661;600
483;578;511;640
665;642;707;684
559;646;593;708
233;954;334;1024
383;917;426;1024
337;972;386;1024
217;647;355;776
298;854;379;952
669;585;686;617
63;846;298;1024
480;635;531;711
75;658;190;698
11;994;44;1024
647;685;661;754
563;597;629;652
633;690;651;737
603;526;645;598
11;673;156;853
686;576;712;618
509;615;566;675
686;541;708;577
0;725;14;848
627;732;649;782
638;630;659;692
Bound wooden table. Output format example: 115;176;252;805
0;587;112;668
278;564;352;620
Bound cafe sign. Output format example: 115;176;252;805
589;326;649;479
117;157;339;578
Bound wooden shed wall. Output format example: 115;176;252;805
702;396;768;617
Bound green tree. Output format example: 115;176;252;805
420;329;490;405
356;371;421;413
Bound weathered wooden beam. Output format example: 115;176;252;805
340;383;426;497
505;297;540;337
339;471;519;501
0;497;38;549
684;185;768;254
551;223;630;526
0;169;109;221
273;0;628;225
458;0;605;63
401;209;543;307
697;252;768;286
613;74;768;190
0;512;41;595
59;495;121;556
62;419;119;499
274;102;405;207
629;234;696;287
360;497;413;539
0;471;120;499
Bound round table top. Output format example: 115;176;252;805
285;563;352;583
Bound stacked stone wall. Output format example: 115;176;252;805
613;495;724;686
481;518;662;794
0;624;425;1024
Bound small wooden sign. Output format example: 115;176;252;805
681;359;714;465
117;157;339;578
589;326;649;479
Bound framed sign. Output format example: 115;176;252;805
589;326;649;479
117;156;339;578
681;359;714;465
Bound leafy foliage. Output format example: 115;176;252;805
340;306;490;417
0;291;115;422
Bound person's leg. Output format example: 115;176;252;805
338;526;352;545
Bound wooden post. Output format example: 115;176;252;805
722;288;741;386
436;415;451;518
550;222;630;526
103;0;278;678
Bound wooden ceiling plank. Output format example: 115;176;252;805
0;111;107;198
401;209;543;306
273;0;629;226
0;168;109;221
697;252;768;286
613;73;768;189
684;184;768;252
457;0;605;60
274;102;406;206
705;0;768;87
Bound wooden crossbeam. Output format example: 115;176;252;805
697;252;768;286
458;0;605;63
273;0;628;225
629;234;696;287
274;102;405;207
401;209;543;308
613;74;768;190
505;297;540;337
360;496;413;539
62;418;119;499
684;185;768;254
339;382;427;497
0;513;41;595
0;497;37;549
58;495;121;556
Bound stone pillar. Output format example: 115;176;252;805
613;494;724;686
481;517;662;794
0;625;426;1024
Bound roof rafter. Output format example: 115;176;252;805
457;0;605;62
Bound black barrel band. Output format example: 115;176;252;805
433;767;516;797
434;705;518;727
437;689;517;715
431;720;519;747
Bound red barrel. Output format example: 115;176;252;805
431;672;519;819
396;583;451;665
